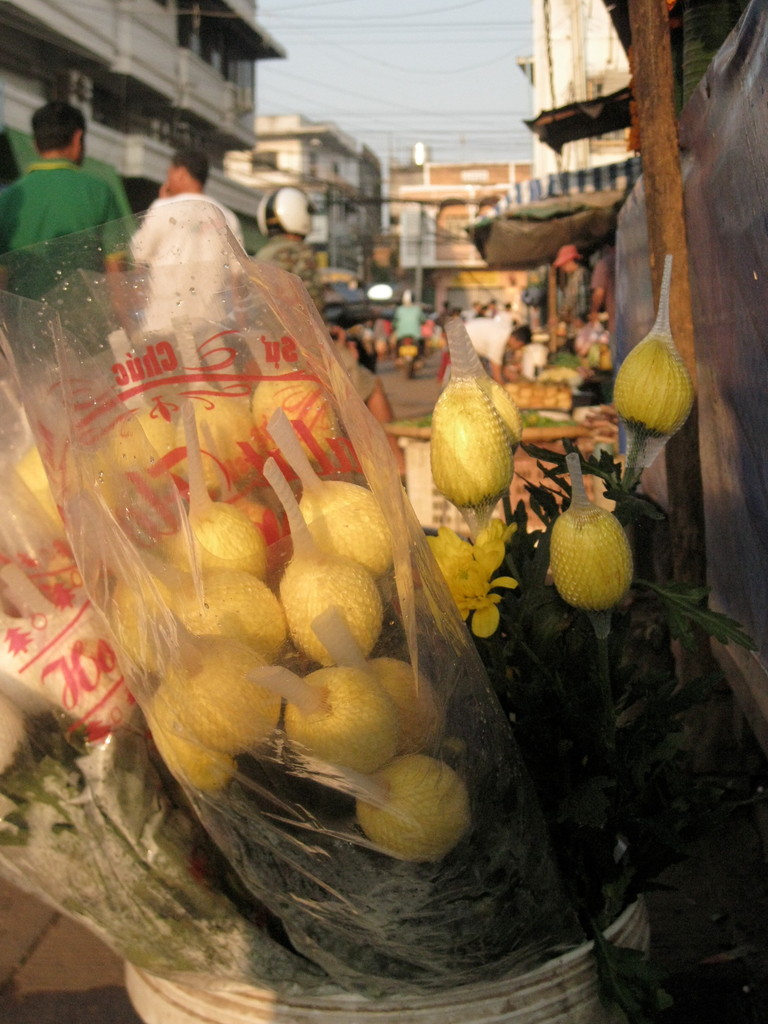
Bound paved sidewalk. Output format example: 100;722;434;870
0;877;141;1022
375;347;444;421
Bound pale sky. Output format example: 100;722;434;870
257;0;535;167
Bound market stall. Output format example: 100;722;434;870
471;157;642;270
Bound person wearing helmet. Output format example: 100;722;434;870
391;289;426;367
256;187;325;313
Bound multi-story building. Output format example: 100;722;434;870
388;4;630;311
530;0;631;177
464;1;634;277
388;157;533;314
0;0;284;249
226;114;383;279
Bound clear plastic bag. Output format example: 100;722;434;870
0;204;581;995
0;368;325;992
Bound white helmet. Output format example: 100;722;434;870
257;187;313;237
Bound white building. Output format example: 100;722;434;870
0;0;284;249
226;114;383;278
530;0;630;177
388;158;533;312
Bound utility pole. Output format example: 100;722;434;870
327;185;336;268
413;206;425;304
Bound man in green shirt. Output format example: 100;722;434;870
0;101;126;298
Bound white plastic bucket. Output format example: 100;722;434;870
124;899;648;1024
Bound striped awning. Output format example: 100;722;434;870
481;156;642;223
470;156;642;268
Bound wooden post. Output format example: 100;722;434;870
627;0;706;587
627;0;716;694
547;263;558;352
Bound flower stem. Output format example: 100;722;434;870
502;492;513;525
596;632;616;755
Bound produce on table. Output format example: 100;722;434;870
355;753;471;862
505;380;574;410
267;408;393;576
264;457;383;665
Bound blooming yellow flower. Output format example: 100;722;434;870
427;519;518;637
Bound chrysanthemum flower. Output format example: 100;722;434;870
427;519;518;637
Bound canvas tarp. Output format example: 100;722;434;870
524;87;632;154
473;190;624;269
615;0;768;730
472;157;642;269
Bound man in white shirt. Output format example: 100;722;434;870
465;315;513;384
130;149;245;334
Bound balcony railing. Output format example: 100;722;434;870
176;48;254;144
111;11;181;102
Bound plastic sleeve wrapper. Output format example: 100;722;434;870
0;369;333;994
0;203;583;996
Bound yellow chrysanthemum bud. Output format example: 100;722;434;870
356;754;471;862
550;452;632;614
430;378;514;510
430;319;517;533
264;459;382;666
477;377;523;446
614;255;694;437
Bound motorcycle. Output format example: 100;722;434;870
396;336;422;379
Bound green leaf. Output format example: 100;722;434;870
606;489;666;526
591;921;673;1023
637;580;756;651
